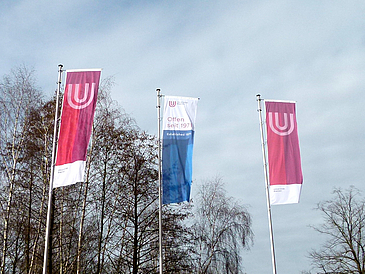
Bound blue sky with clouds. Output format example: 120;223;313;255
1;0;365;273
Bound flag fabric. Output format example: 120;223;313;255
265;100;303;205
54;69;101;188
162;96;198;204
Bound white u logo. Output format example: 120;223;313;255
268;112;295;136
67;83;95;109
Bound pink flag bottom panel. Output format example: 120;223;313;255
269;184;302;205
54;160;85;188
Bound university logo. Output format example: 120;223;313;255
67;83;95;110
268;112;295;136
169;101;177;108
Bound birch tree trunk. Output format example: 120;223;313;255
0;66;41;274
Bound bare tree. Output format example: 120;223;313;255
192;177;253;274
308;187;365;274
0;66;42;274
19;100;55;274
162;203;195;274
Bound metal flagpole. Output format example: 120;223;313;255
256;94;277;274
43;64;63;274
156;89;163;274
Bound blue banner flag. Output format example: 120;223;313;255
162;96;198;204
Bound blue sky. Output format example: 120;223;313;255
1;0;365;273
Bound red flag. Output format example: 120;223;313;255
54;70;101;188
265;100;303;205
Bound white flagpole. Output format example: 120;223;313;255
256;94;277;274
43;64;63;274
156;89;163;274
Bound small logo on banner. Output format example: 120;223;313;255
169;101;177;108
67;83;96;110
268;112;294;136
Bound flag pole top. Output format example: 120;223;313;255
256;94;263;112
58;64;64;72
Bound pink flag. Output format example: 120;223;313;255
265;100;303;205
54;70;101;188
